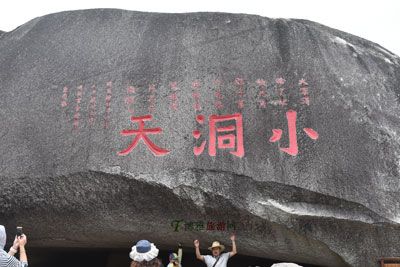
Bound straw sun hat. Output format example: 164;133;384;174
208;241;225;251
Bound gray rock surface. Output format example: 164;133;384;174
0;9;400;267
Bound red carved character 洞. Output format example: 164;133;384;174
269;110;318;156
118;115;169;156
193;113;244;157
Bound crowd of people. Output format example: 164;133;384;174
129;234;237;267
0;225;237;267
0;226;303;267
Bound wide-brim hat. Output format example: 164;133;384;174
208;241;225;251
130;240;159;262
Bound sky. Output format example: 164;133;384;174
1;0;399;56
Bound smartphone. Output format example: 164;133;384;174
16;226;23;237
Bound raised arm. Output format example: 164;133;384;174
229;234;237;257
194;240;204;261
18;235;28;264
177;243;183;263
8;236;19;257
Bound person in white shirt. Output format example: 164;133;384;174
194;234;237;267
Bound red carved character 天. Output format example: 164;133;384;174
269;110;318;156
193;113;244;157
118;115;170;156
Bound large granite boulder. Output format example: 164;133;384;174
0;9;399;267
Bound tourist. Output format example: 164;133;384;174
0;225;28;267
167;243;182;267
129;240;164;267
194;234;237;267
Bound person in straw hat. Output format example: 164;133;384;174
194;234;237;267
129;239;164;267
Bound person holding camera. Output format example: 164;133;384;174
0;225;28;267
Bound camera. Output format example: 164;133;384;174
16;226;23;237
